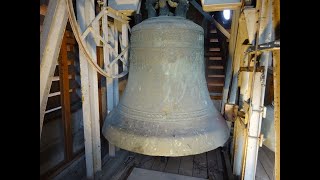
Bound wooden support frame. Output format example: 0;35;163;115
106;23;117;156
200;0;242;12
40;0;68;139
273;50;280;180
121;23;129;73
221;9;240;113
228;12;249;104
272;0;280;179
242;72;264;180
41;0;131;178
76;0;102;178
242;0;273;179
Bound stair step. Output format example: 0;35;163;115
209;48;220;52
210;38;219;42
209;93;222;100
208;57;222;60
210;92;222;100
210;29;217;33
208;66;224;70
205;52;221;57
208;74;225;78
208;83;224;86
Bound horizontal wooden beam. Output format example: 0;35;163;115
201;0;242;12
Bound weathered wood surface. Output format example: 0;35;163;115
127;168;207;180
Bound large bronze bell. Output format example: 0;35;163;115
102;16;229;156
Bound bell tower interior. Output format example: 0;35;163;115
40;0;280;179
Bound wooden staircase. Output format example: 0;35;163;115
205;27;226;100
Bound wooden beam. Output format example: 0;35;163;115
113;24;120;152
97;47;106;127
243;8;256;44
243;72;263;180
59;33;73;161
76;0;101;178
228;12;249;104
189;0;230;39
113;26;119;109
243;0;273;179
121;23;129;72
272;0;280;180
273;50;280;180
200;0;242;12
40;0;68;139
221;9;240;113
212;18;231;39
106;22;116;156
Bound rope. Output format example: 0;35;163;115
65;0;128;78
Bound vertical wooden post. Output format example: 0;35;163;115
221;9;240;113
112;24;120;151
272;0;280;179
113;26;119;107
243;0;273;179
76;0;101;178
40;0;68;139
121;23;129;73
104;21;116;156
243;72;263;180
229;13;249;104
97;47;106;127
59;32;73;161
232;8;257;177
273;50;280;180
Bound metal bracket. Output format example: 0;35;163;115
239;66;264;72
247;39;280;53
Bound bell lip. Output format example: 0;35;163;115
102;102;230;156
102;118;230;156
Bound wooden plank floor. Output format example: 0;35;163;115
94;147;229;180
54;145;274;180
255;145;275;180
